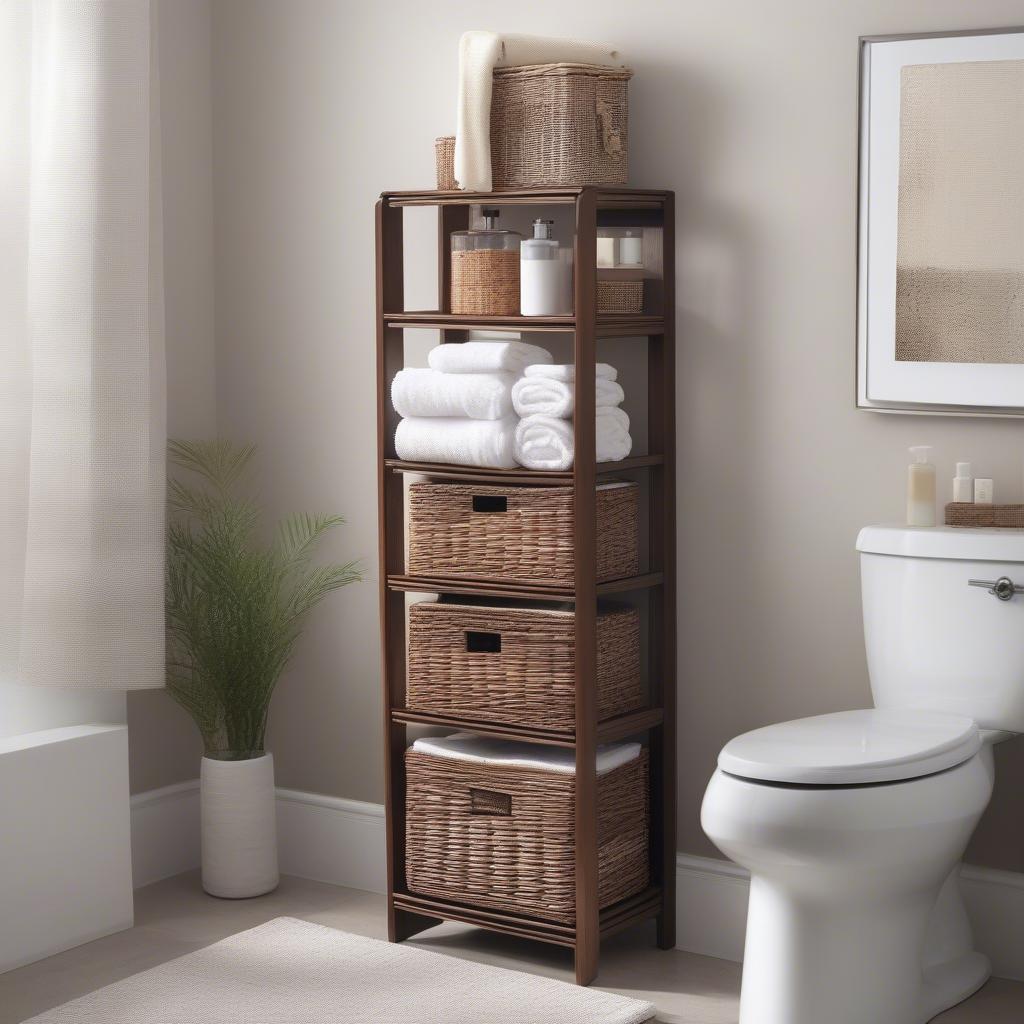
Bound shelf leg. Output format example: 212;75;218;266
390;906;442;943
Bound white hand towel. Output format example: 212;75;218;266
395;415;518;470
456;32;624;192
391;368;514;420
524;362;618;382
512;375;625;419
514;409;632;471
428;341;552;375
413;731;641;775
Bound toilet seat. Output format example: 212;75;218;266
718;708;980;785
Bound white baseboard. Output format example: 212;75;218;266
130;785;1024;982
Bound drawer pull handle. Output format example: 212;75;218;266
472;495;507;513
470;788;512;816
465;630;502;653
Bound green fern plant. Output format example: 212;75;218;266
165;439;361;760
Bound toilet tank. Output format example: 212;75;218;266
858;526;1024;733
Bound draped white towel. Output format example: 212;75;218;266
413;732;641;776
524;362;618;382
395;416;518;469
428;341;552;375
455;32;624;191
512;375;625;419
391;368;515;420
514;409;632;471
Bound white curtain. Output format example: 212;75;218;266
0;1;166;690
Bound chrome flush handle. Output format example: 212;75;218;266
968;576;1024;601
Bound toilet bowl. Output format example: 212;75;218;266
702;526;1024;1024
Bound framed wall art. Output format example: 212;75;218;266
858;27;1024;415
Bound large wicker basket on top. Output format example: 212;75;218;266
407;601;642;731
406;747;649;923
406;481;639;587
490;63;632;189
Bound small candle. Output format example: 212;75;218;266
596;236;616;268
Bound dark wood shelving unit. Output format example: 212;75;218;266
375;185;676;985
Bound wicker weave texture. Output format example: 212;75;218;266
490;63;632;189
435;136;456;190
945;502;1024;529
407;482;639;586
405;749;649;924
450;250;520;315
407;603;642;731
597;280;643;313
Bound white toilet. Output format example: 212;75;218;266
702;525;1024;1024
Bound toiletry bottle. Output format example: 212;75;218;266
618;229;643;266
520;219;572;316
450;208;522;316
974;478;994;504
907;446;936;527
953;462;973;503
596;227;616;268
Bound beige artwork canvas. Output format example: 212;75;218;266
896;59;1024;364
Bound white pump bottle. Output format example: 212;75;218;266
907;446;936;527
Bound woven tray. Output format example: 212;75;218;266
406;481;639;586
945;503;1024;529
405;748;649;923
407;601;642;731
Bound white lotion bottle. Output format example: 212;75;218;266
907;446;936;527
953;462;973;503
520;219;572;316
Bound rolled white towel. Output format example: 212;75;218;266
524;362;618;382
396;415;518;470
392;368;514;420
514;409;632;471
511;375;625;419
428;341;552;375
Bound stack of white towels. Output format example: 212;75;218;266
512;363;632;471
392;341;633;472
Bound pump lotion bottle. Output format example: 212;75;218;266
907;446;936;527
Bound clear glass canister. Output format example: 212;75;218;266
450;208;522;316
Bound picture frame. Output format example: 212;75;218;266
858;27;1024;416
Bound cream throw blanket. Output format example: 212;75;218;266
455;31;623;191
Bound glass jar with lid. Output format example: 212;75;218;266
450;208;522;316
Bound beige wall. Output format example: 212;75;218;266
136;0;1024;871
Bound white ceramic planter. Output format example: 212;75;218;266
200;752;279;898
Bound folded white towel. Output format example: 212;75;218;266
524;363;618;382
392;368;514;421
413;731;641;776
428;341;552;375
456;32;623;192
395;415;518;469
512;375;625;419
514;409;632;471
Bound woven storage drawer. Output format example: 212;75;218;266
491;63;632;189
405;746;649;923
407;601;642;731
407;481;639;587
597;279;643;313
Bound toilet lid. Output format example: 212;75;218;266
718;709;980;785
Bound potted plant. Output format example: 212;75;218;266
165;440;361;898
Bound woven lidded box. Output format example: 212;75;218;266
407;601;642;732
405;747;649;923
490;63;632;189
406;481;639;587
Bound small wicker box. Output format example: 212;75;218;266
406;481;639;587
407;601;642;731
597;279;643;313
405;747;649;923
945;503;1024;529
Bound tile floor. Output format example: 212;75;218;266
1;872;1023;1023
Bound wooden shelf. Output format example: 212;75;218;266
384;454;664;486
387;572;663;601
384;311;665;336
382;185;672;209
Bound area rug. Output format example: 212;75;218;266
24;917;657;1023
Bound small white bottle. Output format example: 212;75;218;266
974;478;994;504
618;230;643;266
953;462;973;503
907;445;936;527
520;219;572;316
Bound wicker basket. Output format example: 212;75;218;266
435;136;456;190
597;279;643;313
407;601;642;731
491;63;632;189
450;249;520;316
945;502;1024;528
407;481;639;587
406;747;649;923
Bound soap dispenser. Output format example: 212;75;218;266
907;446;936;527
520;219;572;316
